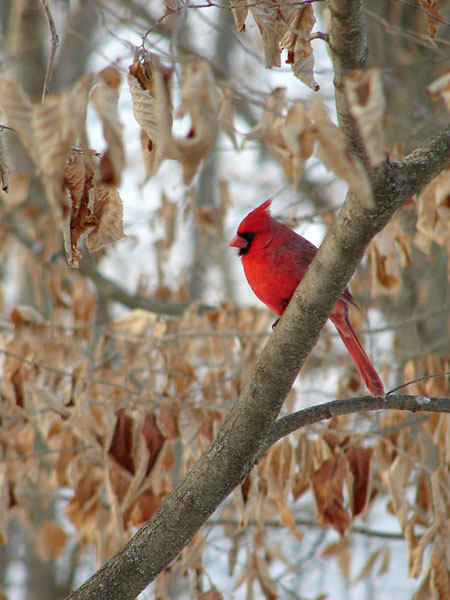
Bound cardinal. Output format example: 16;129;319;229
229;199;385;397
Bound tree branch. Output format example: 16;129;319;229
328;0;368;159
264;394;450;449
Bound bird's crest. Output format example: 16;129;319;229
252;199;272;218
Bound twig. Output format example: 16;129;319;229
40;0;60;101
208;517;409;540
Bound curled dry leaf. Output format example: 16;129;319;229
426;69;450;111
345;445;372;517
368;210;413;297
231;0;318;88
247;90;315;183
280;102;316;185
128;55;221;185
345;69;387;167
414;168;450;276
37;520;68;562
86;183;125;253
91;67;125;186
230;0;248;32
63;151;125;265
128;55;168;178
382;454;413;530
418;0;443;38
246;87;286;142
156;58;221;185
0;73;93;220
109;409;135;475
309;95;374;208
310;455;351;534
281;5;319;91
321;538;352;581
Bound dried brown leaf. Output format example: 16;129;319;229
247;88;286;142
345;445;372;517
86;183;125;253
141;413;166;475
321;538;352;581
414;169;450;274
197;591;224;600
250;2;283;68
311;456;351;534
409;521;440;578
109;410;135;475
353;547;386;584
0;75;36;164
371;243;400;293
345;69;387;166
280;102;316;185
155;58;221;185
418;0;443;38
309;96;374;208
281;5;319;91
37;520;68;562
383;454;413;530
230;0;248;31
426;69;450;111
158;397;181;439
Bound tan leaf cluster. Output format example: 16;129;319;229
418;0;443;38
0;299;269;559
309;95;374;207
404;355;450;398
249;92;374;197
247;89;315;185
0;73;92;219
310;438;372;535
368;205;413;297
0;249;448;593
414;168;450;277
128;55;222;185
345;69;387;166
0;71;126;267
231;1;318;89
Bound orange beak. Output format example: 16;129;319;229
229;234;247;249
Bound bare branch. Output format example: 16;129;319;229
264;394;450;449
209;518;409;540
40;0;60;101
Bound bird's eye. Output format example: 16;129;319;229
241;232;255;242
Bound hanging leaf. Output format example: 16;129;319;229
309;95;374;208
345;69;387;166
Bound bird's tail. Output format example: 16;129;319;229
331;311;385;397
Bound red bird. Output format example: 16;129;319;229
229;199;385;397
